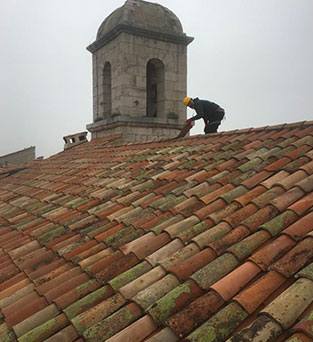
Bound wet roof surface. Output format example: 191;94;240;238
1;120;313;342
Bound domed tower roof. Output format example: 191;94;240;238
87;0;193;53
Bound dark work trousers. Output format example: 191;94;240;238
204;110;225;134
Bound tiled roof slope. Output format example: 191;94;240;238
1;120;313;342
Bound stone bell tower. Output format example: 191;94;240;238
86;0;193;141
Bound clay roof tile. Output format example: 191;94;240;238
261;277;313;329
1;121;313;341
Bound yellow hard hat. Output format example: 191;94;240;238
183;97;192;106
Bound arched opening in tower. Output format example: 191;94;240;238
103;62;112;118
146;59;165;118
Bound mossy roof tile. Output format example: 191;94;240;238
186;302;248;342
0;121;312;341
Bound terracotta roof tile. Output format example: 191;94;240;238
145;327;179;342
287;192;313;216
13;303;60;338
168;247;217;280
192;222;232;249
185;302;248;342
32;263;73;287
2;290;39;317
5;296;48;328
147;279;204;326
191;252;239;290
133;274;180;310
235;270;287;314
227;230;272;261
96;253;139;284
1;121;313;341
42;324;79;342
165;216;200;238
211;261;261;301
227;315;283;342
167;290;224;338
63;285;114;320
261;278;313;329
105;316;156;342
119;265;166;300
270;237;313;277
145;238;184;267
129;232;170;260
159;242;200;270
71;292;127;334
18;313;69;342
28;259;66;281
36;267;82;295
53;279;100;310
44;272;90;304
260;209;299;236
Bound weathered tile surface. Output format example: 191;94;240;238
0;121;313;342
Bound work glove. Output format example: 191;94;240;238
186;118;193;125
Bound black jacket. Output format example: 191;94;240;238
191;98;224;123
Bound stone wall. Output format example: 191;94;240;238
0;146;35;166
89;116;183;141
92;32;187;123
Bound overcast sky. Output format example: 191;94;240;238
1;0;312;158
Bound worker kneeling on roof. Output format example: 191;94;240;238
183;97;225;134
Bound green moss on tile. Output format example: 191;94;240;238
228;231;270;261
2;331;15;342
204;160;224;171
213;150;237;161
178;221;209;243
186;302;248;342
260;210;298;236
157;147;173;155
147;282;192;326
191;253;238;290
15;215;36;228
64;285;112;320
56;195;76;205
238;158;263;173
135;171;150;181
293;135;313;147
284;157;310;173
138;180;155;192
34;205;57;216
231;169;260;186
0;323;16;342
70;198;90;209
172;182;195;196
83;304;141;341
104;226;135;247
150;215;172;234
76;279;99;294
38;225;68;244
110;229;145;249
296;262;313;281
220;185;247;204
24;201;44;212
158;195;185;212
109;261;152;291
18;315;67;342
85;222;111;238
178;160;196;170
221;141;241;152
